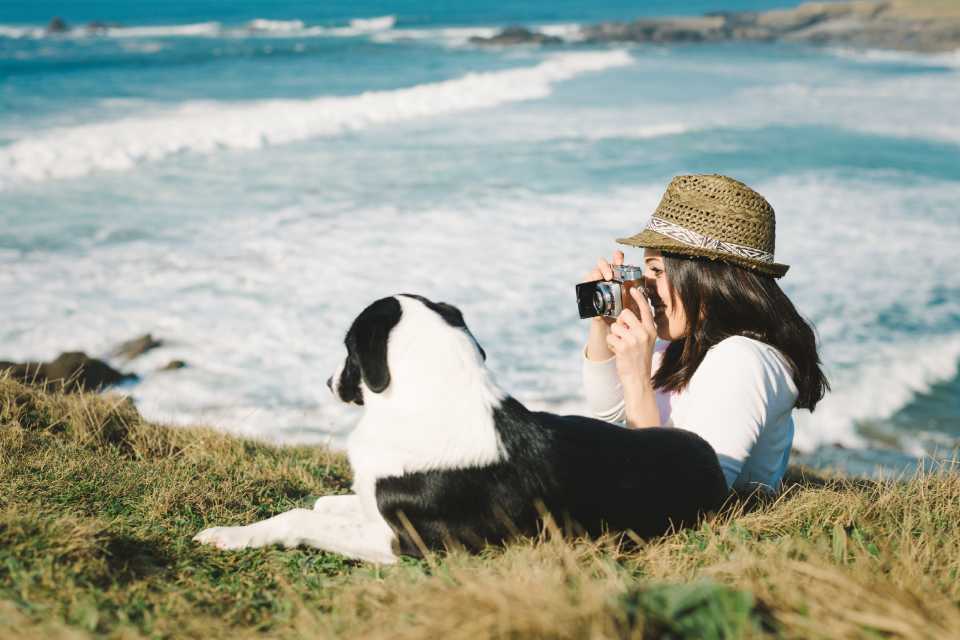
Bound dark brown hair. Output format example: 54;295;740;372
651;253;829;410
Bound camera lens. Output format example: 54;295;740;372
593;286;615;316
592;290;605;314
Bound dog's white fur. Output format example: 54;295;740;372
194;296;506;563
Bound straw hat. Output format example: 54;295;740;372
617;174;789;278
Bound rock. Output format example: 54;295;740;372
481;1;960;53
469;26;564;46
0;352;136;392
159;360;187;371
46;17;70;33
111;334;163;361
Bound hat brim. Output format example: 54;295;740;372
616;229;790;279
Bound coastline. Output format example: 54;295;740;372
2;0;958;490
471;0;960;53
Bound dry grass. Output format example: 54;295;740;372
2;374;959;639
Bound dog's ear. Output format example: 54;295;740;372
348;296;403;394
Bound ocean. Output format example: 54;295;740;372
2;0;958;476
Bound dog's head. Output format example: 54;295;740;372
328;294;487;406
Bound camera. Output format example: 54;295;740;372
576;265;646;319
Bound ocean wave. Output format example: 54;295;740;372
0;16;397;41
245;19;306;34
794;335;960;453
0;50;634;185
105;22;221;38
263;15;397;38
0;25;40;38
828;46;960;69
373;22;583;48
372;25;500;47
731;71;960;146
348;15;396;32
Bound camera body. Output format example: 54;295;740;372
576;265;646;319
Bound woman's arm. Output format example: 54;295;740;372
582;252;628;423
582;339;626;423
620;372;660;429
606;288;660;428
586;316;614;361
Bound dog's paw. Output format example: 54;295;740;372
193;526;258;550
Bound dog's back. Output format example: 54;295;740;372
376;396;729;556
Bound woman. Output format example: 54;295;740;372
582;174;828;494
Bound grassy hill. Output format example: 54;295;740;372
2;375;959;639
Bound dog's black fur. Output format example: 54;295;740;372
342;295;730;557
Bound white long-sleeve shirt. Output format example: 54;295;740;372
582;336;798;493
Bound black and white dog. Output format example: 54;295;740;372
194;294;729;563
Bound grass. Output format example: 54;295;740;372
2;374;960;639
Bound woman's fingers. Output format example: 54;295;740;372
581;267;603;283
596;258;613;281
609;320;628;338
630;288;656;334
605;333;620;352
615;309;638;330
587;251;626;283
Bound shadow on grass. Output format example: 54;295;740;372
103;535;173;585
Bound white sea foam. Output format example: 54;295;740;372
374;22;582;47
828;47;960;69
245;19;306;33
0;25;39;39
0;50;634;185
372;25;500;47
2;172;957;450
794;335;960;453
0;16;398;41
736;72;960;144
349;15;396;32
105;22;222;38
281;15;397;38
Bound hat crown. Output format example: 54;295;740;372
656;174;776;254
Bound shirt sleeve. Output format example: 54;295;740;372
581;346;626;424
666;338;796;490
582;341;671;425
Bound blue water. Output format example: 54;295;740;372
1;0;959;474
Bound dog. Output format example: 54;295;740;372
194;294;729;563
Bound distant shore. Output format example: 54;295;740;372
471;0;960;53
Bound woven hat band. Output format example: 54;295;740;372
647;215;775;264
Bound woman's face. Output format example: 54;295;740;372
642;249;688;341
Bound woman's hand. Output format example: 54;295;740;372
583;250;624;362
581;250;625;328
606;288;658;383
607;288;661;428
